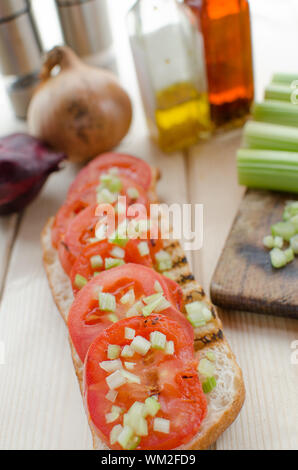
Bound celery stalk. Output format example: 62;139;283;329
243;122;298;152
271;73;298;86
252;101;298;127
265;84;293;102
237;149;298;194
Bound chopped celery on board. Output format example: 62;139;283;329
263;201;298;268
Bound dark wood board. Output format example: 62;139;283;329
210;189;298;319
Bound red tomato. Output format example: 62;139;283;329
70;235;164;295
84;315;207;450
52;176;151;249
68;264;191;362
67;153;153;199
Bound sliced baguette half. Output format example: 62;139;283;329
42;217;245;450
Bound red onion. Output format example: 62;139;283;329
0;133;65;215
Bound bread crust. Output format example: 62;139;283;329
41;164;245;450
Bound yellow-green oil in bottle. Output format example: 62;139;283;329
154;82;212;153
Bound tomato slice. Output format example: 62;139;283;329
68;264;191;362
52;175;151;249
84;315;207;450
70;235;164;295
67;153;153;199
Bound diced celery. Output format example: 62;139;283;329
99;292;116;312
108;314;118;323
105;405;123;423
120;370;141;384
206;351;216;362
198;358;215;378
290;214;298;231
165;340;174;355
97;188;117;204
106;370;127;390
110;424;123;445
109;227;128;247
284;247;294;263
271;221;295;241
120;289;135;305
138;241;150;257
126;300;143;317
153;418;170;434
202;376;217;394
100;173;122;193
142;296;163;317
124;362;135;370
106;389;118;403
74;274;87;290
124;327;136;340
105;257;125;270
143;293;163;304
283;201;298;220
273;236;283;249
121;345;134;358
110;246;125;259
150;331;167;350
126;436;141;450
100;359;122;372
127;187;139;200
185;301;208;328
117;425;134;449
108;344;121;360
290;234;298;254
130;336;151;356
90;255;103;269
153;297;171;313
155;250;173;272
145;397;160;417
154;281;163;293
270;248;287;269
124;402;148;437
263;235;274;249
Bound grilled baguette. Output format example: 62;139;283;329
41;164;245;450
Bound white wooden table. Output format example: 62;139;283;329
0;0;297;450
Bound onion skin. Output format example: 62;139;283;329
28;47;132;163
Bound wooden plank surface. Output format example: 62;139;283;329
211;189;298;319
0;0;190;450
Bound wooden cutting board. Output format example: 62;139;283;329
210;189;298;319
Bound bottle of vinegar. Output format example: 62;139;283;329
128;0;211;153
186;0;254;127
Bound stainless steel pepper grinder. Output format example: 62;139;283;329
55;0;115;70
0;0;43;118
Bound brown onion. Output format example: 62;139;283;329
28;46;132;163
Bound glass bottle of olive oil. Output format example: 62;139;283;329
128;0;211;153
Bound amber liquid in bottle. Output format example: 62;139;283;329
186;0;254;127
